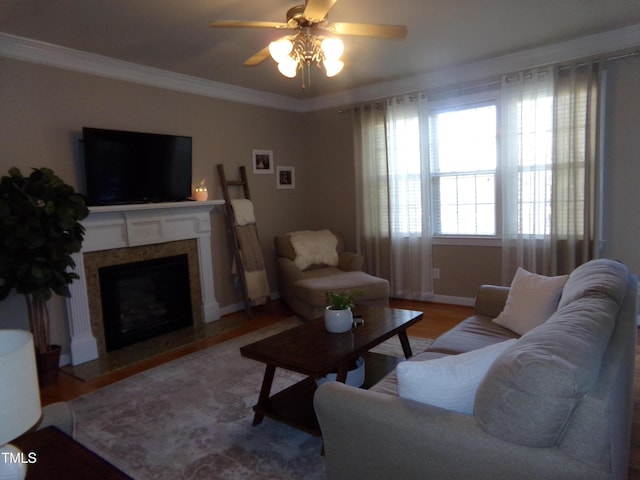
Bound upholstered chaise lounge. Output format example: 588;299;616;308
274;230;390;320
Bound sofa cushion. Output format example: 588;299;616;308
427;315;519;355
396;339;517;414
474;260;628;447
492;267;568;335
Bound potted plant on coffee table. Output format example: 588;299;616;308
0;167;89;386
319;290;366;386
324;290;361;334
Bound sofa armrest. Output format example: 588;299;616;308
338;251;364;271
474;285;510;318
314;382;598;480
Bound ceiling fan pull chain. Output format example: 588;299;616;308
302;61;311;91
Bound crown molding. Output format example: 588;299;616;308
2;24;639;114
299;23;640;111
0;32;304;112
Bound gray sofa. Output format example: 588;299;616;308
314;259;637;480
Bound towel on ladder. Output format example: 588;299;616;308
230;198;256;226
232;210;270;304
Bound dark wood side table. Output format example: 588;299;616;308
12;426;132;480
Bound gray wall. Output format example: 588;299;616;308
0;57;313;352
1;53;639;356
600;56;640;271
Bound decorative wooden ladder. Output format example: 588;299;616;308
217;164;264;316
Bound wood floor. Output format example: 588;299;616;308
40;299;640;479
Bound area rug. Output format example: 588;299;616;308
70;318;432;480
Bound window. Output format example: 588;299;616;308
387;112;422;236
514;95;554;236
382;87;572;240
428;102;497;236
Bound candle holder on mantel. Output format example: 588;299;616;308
194;187;208;201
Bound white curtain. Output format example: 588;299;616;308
354;95;432;300
386;95;432;299
501;63;600;281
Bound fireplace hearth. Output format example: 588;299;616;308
100;254;193;351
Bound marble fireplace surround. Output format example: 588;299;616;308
67;200;224;366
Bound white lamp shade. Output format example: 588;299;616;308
277;56;298;78
321;37;344;60
0;330;41;445
269;38;293;63
324;58;344;77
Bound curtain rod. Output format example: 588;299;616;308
338;48;639;114
553;49;639;72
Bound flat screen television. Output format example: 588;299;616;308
82;127;192;206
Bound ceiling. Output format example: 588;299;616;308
2;0;640;99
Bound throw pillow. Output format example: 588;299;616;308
396;339;517;414
492;268;568;335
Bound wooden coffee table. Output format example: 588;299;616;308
240;306;423;436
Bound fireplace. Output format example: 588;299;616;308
66;201;224;366
99;254;193;351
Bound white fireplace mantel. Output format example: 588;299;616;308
66;200;224;365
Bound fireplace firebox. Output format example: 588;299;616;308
99;254;193;351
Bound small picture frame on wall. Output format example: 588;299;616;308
277;166;295;189
252;149;274;174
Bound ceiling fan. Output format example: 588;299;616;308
209;0;407;83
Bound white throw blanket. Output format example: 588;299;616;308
289;229;339;270
228;199;269;304
234;224;270;304
230;198;256;226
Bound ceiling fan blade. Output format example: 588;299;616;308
243;46;272;66
324;22;408;39
209;20;293;30
303;0;338;22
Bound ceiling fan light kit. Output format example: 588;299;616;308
278;55;298;78
324;58;344;78
210;0;407;88
269;38;294;63
321;37;344;59
269;29;345;80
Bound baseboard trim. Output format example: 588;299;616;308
427;295;475;307
219;302;247;317
218;292;474;316
218;292;282;317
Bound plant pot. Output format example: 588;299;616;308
36;344;61;387
324;307;353;333
316;356;365;388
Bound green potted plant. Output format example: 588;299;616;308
0;167;89;386
326;291;360;311
324;290;361;333
319;290;366;385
